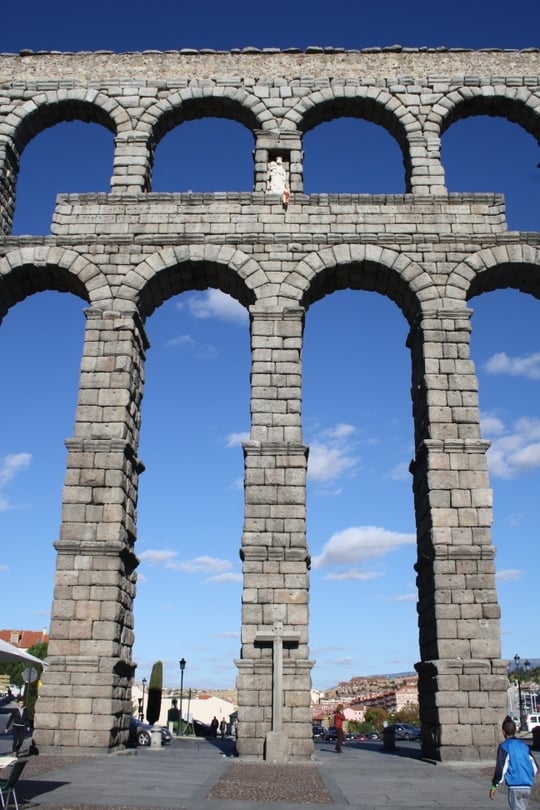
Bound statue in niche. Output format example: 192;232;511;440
267;156;288;193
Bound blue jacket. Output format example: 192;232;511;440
492;737;538;790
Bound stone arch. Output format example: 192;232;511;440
448;243;540;303
0;246;113;321
118;244;263;319
140;87;270;146
289;244;437;324
426;88;540;191
284;88;421;192
427;87;540;139
4;91;131;151
136;89;270;192
0;91;131;231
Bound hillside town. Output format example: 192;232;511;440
3;628;540;736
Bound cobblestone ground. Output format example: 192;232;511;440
207;762;331;803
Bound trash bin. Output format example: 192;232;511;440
532;726;540;752
382;727;395;751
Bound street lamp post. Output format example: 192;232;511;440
140;677;147;721
513;654;531;731
179;658;186;736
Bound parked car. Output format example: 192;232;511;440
385;722;421;741
324;727;338;741
524;714;540;732
129;717;172;746
312;724;325;739
366;730;380;739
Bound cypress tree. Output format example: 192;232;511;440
146;661;163;725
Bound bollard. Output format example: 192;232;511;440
382;727;395;751
150;727;163;749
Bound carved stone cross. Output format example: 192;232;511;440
255;621;299;732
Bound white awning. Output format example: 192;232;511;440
0;638;46;666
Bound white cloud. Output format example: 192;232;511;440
138;549;177;564
205;571;243;584
392;593;417;602
312;525;416;569
323;568;383;581
307;423;358;483
165;334;194;348
496;569;522;582
388;461;410;481
483;416;540;478
483;351;540;380
225;432;249;447
0;453;31;487
138;549;239;581
0;564;9;572
186;290;248;324
0;453;31;513
480;413;505;437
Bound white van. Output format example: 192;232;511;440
524;713;540;732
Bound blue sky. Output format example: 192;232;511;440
0;0;539;692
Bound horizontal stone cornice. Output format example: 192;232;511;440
243;441;308;456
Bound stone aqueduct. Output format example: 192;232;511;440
1;47;539;762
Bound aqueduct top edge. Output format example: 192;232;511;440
1;48;539;83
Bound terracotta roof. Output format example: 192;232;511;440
0;629;49;649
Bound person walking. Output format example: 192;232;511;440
4;696;29;756
210;716;219;738
333;704;346;754
219;718;227;740
489;716;538;809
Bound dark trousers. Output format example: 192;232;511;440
11;725;26;754
335;728;345;753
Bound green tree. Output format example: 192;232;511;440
363;707;389;731
396;703;420;725
146;661;163;725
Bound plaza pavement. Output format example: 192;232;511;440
2;732;539;810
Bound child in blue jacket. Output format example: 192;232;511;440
489;717;538;810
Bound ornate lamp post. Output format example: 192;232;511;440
513;654;530;731
179;658;186;736
140;677;147;721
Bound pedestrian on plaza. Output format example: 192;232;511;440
219;718;227;740
4;696;29;755
167;699;180;734
489;716;538;809
210;716;219;738
333;704;346;754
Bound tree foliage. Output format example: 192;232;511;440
395;703;420;725
146;660;163;725
364;707;389;729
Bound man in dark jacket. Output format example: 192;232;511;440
489;717;538;809
4;696;29;755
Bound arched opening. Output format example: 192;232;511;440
469;288;539;666
12;121;113;235
303;288;416;693
134;285;251;688
442;115;539;231
152;118;254;192
303;118;406;194
0;291;85;630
